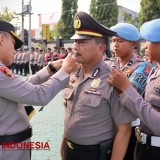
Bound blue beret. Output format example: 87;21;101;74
110;23;140;41
140;19;160;42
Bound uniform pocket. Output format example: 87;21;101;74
63;88;74;114
82;92;102;107
80;92;109;119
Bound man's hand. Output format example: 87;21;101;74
51;59;63;71
107;68;131;91
61;53;78;74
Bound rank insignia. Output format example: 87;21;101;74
123;68;132;74
0;66;13;77
91;78;101;89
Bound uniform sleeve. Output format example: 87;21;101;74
120;85;160;135
109;87;136;125
0;69;69;106
27;66;50;84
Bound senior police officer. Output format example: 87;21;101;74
60;11;136;160
108;18;160;160
0;20;78;160
106;23;152;160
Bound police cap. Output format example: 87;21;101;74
140;19;160;42
0;20;23;49
70;11;116;40
110;23;140;41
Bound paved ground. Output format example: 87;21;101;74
30;91;64;160
20;74;64;160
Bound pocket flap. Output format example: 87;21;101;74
63;88;74;100
82;93;102;107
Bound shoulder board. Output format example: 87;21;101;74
0;66;13;77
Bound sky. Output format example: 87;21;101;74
0;0;141;29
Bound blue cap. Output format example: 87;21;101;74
110;23;140;41
140;19;160;42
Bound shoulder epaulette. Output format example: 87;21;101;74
0;66;13;77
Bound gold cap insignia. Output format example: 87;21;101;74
74;16;81;29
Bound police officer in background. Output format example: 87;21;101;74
60;11;136;160
34;47;40;72
108;18;160;160
0;20;78;160
106;23;152;160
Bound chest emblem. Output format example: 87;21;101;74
143;63;152;76
91;78;101;89
123;68;132;75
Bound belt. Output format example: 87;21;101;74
66;139;99;152
0;127;32;145
135;127;160;147
132;118;140;127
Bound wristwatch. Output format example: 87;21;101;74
48;62;57;73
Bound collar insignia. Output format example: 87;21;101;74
0;66;13;77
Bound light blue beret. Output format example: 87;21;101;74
110;23;140;41
140;19;160;42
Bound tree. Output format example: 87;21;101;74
90;0;118;28
139;0;160;26
0;7;15;22
58;0;78;39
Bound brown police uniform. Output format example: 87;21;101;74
62;11;136;160
63;61;136;159
120;66;160;160
106;55;144;159
0;19;71;160
0;62;69;160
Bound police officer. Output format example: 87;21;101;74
106;23;152;160
34;47;40;72
37;49;45;71
0;20;78;160
108;18;160;160
60;11;136;160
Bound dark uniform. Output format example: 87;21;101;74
116;19;160;160
62;11;136;160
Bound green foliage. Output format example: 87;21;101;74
139;0;160;26
50;24;61;40
58;0;78;39
90;0;118;28
0;7;15;22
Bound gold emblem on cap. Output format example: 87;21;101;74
91;78;101;89
74;16;81;29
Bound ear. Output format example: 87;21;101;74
97;44;106;55
130;41;136;47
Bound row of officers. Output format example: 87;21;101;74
9;46;71;76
